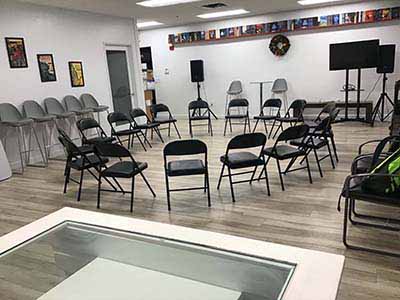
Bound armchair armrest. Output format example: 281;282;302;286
358;139;382;155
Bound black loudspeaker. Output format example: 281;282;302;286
190;60;204;82
377;44;396;74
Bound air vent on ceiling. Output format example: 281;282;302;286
202;3;227;9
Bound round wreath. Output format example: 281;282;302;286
269;35;291;57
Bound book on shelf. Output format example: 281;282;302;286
392;7;400;19
319;16;328;26
243;25;256;35
220;28;228;38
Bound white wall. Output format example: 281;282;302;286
139;0;400;118
0;0;144;167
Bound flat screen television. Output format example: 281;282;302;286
330;39;379;71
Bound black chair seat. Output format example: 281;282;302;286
101;161;148;178
345;182;400;207
86;136;115;144
291;137;328;149
220;152;264;169
263;145;306;159
113;128;141;136
190;115;209;121
135;123;159;130
167;159;206;176
225;114;247;119
254;115;276;121
70;154;108;170
154;117;176;124
276;117;301;123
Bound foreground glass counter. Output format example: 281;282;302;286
0;208;344;300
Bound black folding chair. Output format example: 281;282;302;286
107;112;147;151
253;98;282;139
291;116;336;178
260;125;312;191
150;103;181;139
218;133;269;202
224;98;251;136
77;118;115;145
304;101;336;128
95;143;156;212
58;128;116;202
163;140;210;211
130;108;164;143
273;99;307;138
188;100;213;138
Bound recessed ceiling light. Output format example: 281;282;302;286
137;0;202;8
197;9;250;19
298;0;343;5
137;21;164;28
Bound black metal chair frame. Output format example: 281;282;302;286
77;118;115;146
107;112;148;151
129;108;164;143
150;104;181;139
259;125;312;191
224;98;251;136
293;116;336;178
253;98;282;139
163;140;211;211
273;99;307;139
339;173;400;257
58;129;118;202
188;100;213;138
217;133;269;202
95;143;156;212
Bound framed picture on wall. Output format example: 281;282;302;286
37;54;57;82
68;61;85;87
5;37;28;68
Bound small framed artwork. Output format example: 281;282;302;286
5;37;28;68
37;54;57;82
69;61;85;87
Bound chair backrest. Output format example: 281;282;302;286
23;100;46;118
271;78;288;93
227;80;242;95
188;100;209;110
263;98;282;109
227;133;266;150
314;116;332;133
164;139;207;156
277;125;309;142
107;112;131;124
0;103;24;122
44;97;66;114
228;98;249;108
77;118;101;131
130;108;147;119
58;128;80;156
80;94;99;109
64;95;83;112
95;143;132;160
321;101;336;114
330;108;341;122
289;99;307;110
150;103;172;120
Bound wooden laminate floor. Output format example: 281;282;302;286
0;120;399;300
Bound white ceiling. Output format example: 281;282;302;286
18;0;364;27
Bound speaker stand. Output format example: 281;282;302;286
193;82;218;120
371;73;394;126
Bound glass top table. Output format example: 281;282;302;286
0;208;344;300
0;221;295;300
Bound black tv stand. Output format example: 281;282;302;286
337;68;371;124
